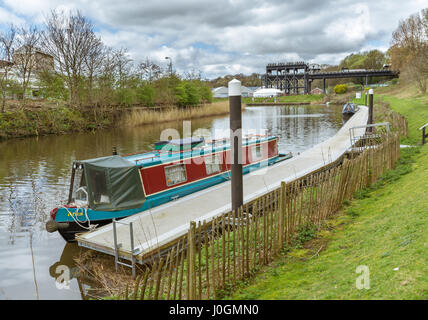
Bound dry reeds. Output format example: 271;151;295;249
118;133;401;300
121;101;244;127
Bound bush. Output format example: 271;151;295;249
37;71;69;101
175;83;188;107
115;88;135;107
184;81;201;106
334;84;348;94
175;81;206;107
136;85;155;106
199;84;213;103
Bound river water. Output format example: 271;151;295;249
0;104;344;300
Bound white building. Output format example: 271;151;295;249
253;88;283;98
212;86;228;98
241;86;255;97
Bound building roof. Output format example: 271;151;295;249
212;86;228;93
241;86;254;94
14;45;53;58
253;88;283;97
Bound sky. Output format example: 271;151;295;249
0;0;426;79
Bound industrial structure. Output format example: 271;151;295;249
263;61;399;94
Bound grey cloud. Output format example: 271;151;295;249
2;0;426;78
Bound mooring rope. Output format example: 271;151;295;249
62;205;98;231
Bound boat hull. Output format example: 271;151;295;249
58;218;115;242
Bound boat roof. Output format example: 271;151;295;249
123;135;277;168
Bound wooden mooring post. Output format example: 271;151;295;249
229;78;243;211
367;89;374;133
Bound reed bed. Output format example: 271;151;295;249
117;132;401;300
121;101;244;127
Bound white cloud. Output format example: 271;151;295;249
0;6;25;25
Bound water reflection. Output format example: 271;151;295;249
0;104;342;299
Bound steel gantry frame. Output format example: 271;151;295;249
263;62;400;95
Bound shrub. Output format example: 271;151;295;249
175;83;188;107
37;71;69;101
115;88;135;107
184;81;201;106
334;84;348;94
136;85;155;106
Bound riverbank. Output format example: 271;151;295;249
226;83;428;299
0;100;238;141
121;100;240;127
241;93;326;105
0;105;118;140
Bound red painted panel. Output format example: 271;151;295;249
140;138;278;196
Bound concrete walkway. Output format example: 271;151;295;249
76;106;368;262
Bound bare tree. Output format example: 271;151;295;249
391;9;428;93
0;24;17;112
96;47;118;106
13;25;41;102
83;34;105;105
184;68;202;81
138;57;161;82
112;48;132;89
42;10;95;106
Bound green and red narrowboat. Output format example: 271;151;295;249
46;135;292;242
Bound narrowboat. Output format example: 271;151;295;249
46;135;292;242
342;102;357;115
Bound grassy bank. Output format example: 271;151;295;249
0;100;237;141
379;95;428;144
0;105;117;140
228;146;427;299
226;83;428;300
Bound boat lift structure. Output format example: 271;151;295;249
263;62;400;94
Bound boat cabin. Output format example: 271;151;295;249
68;135;279;212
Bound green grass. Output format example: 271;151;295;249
378;95;428;145
226;85;428;300
227;146;428;299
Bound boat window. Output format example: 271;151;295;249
252;143;266;161
165;164;187;187
87;167;111;205
74;186;88;206
71;167;86;202
205;154;222;175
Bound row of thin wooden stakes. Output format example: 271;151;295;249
119;133;401;300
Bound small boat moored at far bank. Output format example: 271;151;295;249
342;102;358;115
46;135;292;242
